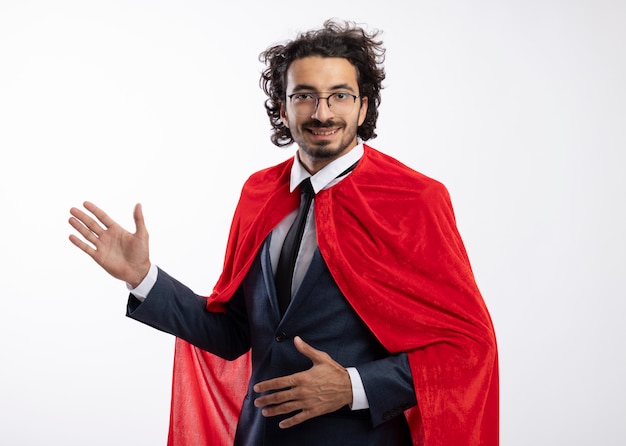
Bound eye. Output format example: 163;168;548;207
332;92;351;101
291;93;316;102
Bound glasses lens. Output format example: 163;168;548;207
328;93;356;115
292;95;316;116
291;93;356;116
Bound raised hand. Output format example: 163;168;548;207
253;336;353;428
68;201;151;288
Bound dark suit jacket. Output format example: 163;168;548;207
128;240;416;445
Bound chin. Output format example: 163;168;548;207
300;138;351;158
304;145;345;160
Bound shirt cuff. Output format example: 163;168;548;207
126;263;158;302
346;367;369;410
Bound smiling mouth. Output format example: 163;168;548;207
309;128;339;136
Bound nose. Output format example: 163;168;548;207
311;97;333;120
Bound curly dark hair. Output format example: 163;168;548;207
259;19;386;147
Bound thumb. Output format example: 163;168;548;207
133;203;148;238
294;336;327;364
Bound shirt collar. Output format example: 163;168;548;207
290;143;364;194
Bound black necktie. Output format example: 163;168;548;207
274;161;359;316
275;177;314;316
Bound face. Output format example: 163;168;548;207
280;56;369;173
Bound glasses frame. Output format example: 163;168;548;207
287;92;360;116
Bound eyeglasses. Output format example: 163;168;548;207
287;92;360;116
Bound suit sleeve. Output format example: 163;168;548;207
126;267;251;360
357;352;417;427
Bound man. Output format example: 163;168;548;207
69;20;498;445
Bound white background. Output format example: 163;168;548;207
1;0;624;444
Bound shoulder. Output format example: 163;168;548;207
244;157;292;187
360;144;450;202
239;157;293;200
229;156;297;231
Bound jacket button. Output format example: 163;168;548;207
275;332;287;342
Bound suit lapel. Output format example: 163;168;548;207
260;235;281;317
281;249;326;317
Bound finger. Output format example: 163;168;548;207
83;201;116;228
258;396;301;417
279;408;317;429
254;384;301;408
68;233;96;257
68;214;100;244
69;206;105;237
254;375;296;394
293;336;329;364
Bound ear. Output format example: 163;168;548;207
357;96;369;126
279;100;290;128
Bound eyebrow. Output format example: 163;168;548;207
290;83;357;93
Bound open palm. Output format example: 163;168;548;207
68;201;151;288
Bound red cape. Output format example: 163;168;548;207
167;145;499;445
